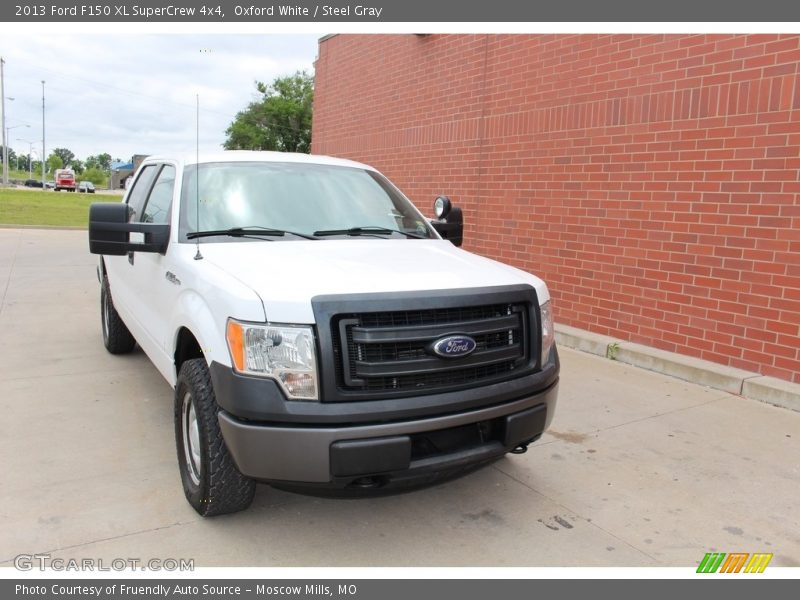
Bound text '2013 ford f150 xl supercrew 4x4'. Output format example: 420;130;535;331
88;151;559;516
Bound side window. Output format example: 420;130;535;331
126;165;158;222
141;165;176;224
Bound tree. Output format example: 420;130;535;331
81;167;107;186
71;159;84;175
46;153;63;174
224;70;313;153
0;146;16;164
52;147;75;167
85;153;112;171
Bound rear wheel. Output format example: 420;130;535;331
175;358;256;516
100;276;136;354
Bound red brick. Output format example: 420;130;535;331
314;33;800;385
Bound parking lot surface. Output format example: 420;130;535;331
1;228;798;567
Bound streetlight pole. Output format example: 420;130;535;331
41;80;45;188
5;124;29;181
1;57;7;186
2;97;16;184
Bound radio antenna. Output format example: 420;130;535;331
194;93;203;260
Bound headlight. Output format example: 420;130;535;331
540;300;555;366
226;319;318;401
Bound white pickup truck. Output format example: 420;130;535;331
88;151;559;516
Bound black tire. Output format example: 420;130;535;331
175;358;256;517
100;276;136;354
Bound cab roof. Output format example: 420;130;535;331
142;150;376;171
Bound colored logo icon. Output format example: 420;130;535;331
697;552;773;573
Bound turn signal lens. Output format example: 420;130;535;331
226;320;245;372
540;300;555;366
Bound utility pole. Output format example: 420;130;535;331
41;80;45;187
1;57;7;186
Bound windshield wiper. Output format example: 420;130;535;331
187;227;318;241
313;226;426;239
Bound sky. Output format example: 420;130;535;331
0;34;319;164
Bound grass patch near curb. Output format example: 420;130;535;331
0;188;118;228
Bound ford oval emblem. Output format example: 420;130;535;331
431;335;477;359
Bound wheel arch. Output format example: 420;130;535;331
168;289;232;385
174;327;204;377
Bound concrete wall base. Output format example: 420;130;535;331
555;324;800;412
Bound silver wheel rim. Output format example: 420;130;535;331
101;291;110;341
181;392;202;485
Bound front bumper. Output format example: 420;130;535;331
217;380;558;487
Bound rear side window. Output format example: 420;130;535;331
126;165;158;222
141;165;176;224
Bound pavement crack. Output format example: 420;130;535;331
0;492;298;566
0;519;199;565
0;229;22;317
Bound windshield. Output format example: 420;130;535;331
179;161;435;242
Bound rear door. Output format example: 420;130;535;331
123;163;180;378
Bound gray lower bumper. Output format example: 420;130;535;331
218;381;558;484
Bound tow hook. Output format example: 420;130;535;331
510;443;529;454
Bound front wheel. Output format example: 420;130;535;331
175;359;256;517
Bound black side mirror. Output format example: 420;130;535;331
88;203;170;256
430;196;463;247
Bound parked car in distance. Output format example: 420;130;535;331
87;151;560;517
77;181;96;193
23;179;43;188
44;181;55;189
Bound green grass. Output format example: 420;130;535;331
8;169;39;181
0;188;119;228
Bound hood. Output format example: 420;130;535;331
200;239;549;323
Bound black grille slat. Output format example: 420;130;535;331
331;301;531;397
354;344;523;377
359;362;519;392
357;304;514;328
350;314;520;344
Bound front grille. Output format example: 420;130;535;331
330;302;531;397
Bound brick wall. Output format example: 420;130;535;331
312;34;800;383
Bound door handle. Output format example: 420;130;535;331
128;251;134;265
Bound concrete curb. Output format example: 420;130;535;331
742;376;800;412
555;323;800;412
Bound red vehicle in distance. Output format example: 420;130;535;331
54;168;77;192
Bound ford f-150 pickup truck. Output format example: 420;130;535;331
88;151;559;516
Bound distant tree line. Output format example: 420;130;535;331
1;146;119;185
4;69;314;184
